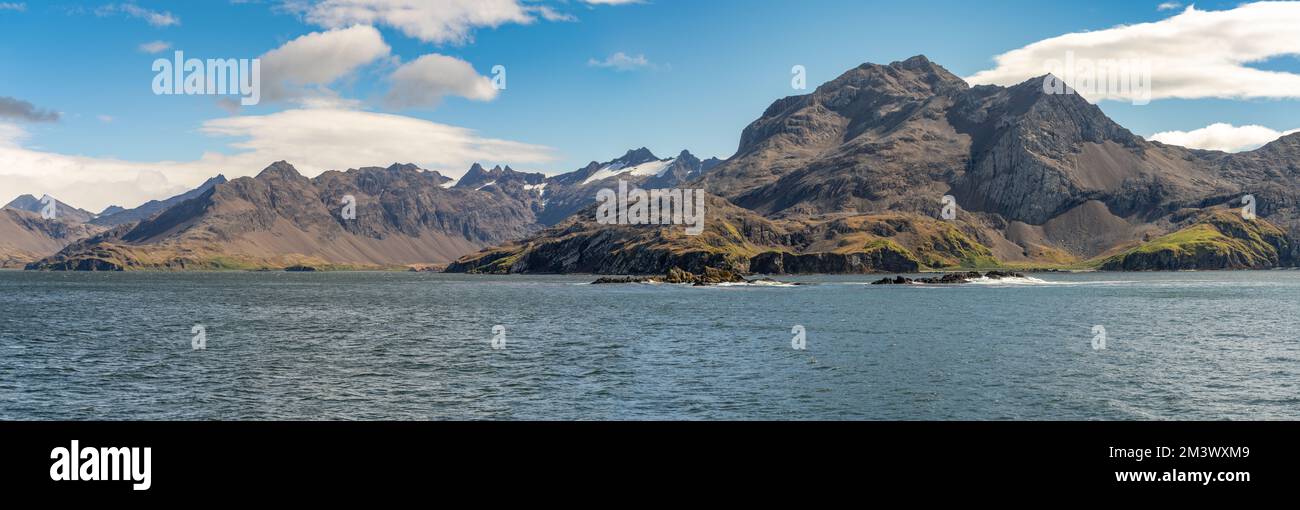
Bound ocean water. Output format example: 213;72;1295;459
1;270;1297;420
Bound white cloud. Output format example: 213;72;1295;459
967;2;1300;101
1149;123;1300;152
0;3;26;12
296;0;535;45
588;52;652;71
259;25;391;103
386;53;497;109
138;40;171;53
0;109;556;211
97;115;114;123
0;122;26;147
1157;2;1182;11
96;3;179;27
582;0;641;4
530;5;575;22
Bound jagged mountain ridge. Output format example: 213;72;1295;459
29;162;544;270
534;148;723;226
91;175;229;227
3;194;97;224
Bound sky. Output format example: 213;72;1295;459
2;0;1300;212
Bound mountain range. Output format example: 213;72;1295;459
451;56;1299;274
13;147;719;270
12;55;1300;273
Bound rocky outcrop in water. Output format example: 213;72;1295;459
870;270;1026;285
592;267;755;286
750;248;920;274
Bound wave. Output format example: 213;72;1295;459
713;280;800;288
966;276;1053;285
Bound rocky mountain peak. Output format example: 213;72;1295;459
616;147;660;166
4;194;39;209
255;161;305;181
385;163;423;174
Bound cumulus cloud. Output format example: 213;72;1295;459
96;3;180;27
386;54;497;109
0;3;26;12
1149;123;1300;153
587;52;652;71
138;40;171;53
295;0;535;45
259;25;392;103
966;2;1300;102
0;109;556;211
0;96;59;123
1157;2;1182;11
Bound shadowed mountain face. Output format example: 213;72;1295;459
91;175;228;227
29;162;545;270
453;56;1300;274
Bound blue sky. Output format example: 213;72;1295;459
2;0;1299;211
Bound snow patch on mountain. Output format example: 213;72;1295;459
581;158;675;185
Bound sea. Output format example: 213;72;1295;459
1;270;1297;420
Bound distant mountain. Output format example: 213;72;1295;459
92;175;228;226
29;162;543;270
453;163;544;190
0;208;105;268
535;148;724;226
3;194;96;224
452;55;1300;274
